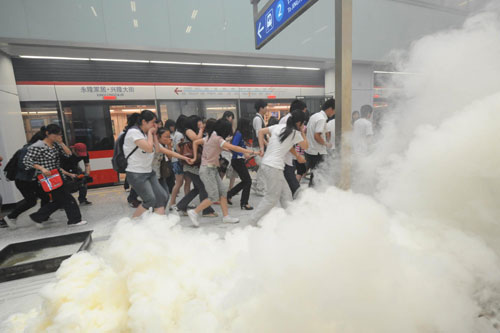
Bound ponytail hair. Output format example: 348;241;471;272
205;118;217;137
279;109;305;143
126;109;157;130
36;124;62;140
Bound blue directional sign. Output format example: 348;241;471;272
254;0;319;49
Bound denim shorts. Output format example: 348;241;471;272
172;161;184;175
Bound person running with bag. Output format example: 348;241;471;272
123;110;168;218
22;124;86;227
2;132;50;227
187;118;256;227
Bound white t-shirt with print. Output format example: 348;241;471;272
262;124;304;170
352;118;373;156
123;127;154;173
305;110;328;155
279;113;295;166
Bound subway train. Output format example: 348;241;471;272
18;81;325;186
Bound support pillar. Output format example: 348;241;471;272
335;0;352;190
0;51;26;205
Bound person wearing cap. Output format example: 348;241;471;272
61;143;92;205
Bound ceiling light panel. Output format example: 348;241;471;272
285;66;321;71
202;63;245;67
247;64;285;69
20;55;89;61
90;58;149;63
150;60;202;65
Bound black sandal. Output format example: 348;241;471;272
241;205;254;210
227;198;233;205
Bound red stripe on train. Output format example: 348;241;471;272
88;150;114;159
88;169;118;186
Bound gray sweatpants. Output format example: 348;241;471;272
251;164;292;223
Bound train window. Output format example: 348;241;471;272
239;100;292;125
62;103;114;151
158;100;202;120
202;100;238;125
180;101;202;117
159;101;182;121
109;104;156;140
20;102;62;142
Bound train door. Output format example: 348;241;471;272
20;102;63;142
61;101;157;186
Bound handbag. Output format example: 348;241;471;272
37;169;64;192
178;141;202;166
159;157;172;179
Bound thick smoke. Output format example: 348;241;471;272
4;7;500;333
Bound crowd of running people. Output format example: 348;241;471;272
0;97;375;228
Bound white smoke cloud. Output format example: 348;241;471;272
4;5;500;333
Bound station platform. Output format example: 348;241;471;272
0;181;267;323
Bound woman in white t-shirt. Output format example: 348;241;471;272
250;110;308;225
123;110;168;218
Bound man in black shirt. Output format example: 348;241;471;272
61;143;92;205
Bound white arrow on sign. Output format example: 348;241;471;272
257;22;264;38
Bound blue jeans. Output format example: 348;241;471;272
158;178;171;204
126;171;168;209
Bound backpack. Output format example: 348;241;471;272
16;145;36;181
3;149;22;181
112;131;138;173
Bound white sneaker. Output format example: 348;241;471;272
222;215;239;224
3;217;17;229
187;210;199;227
69;220;88;227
